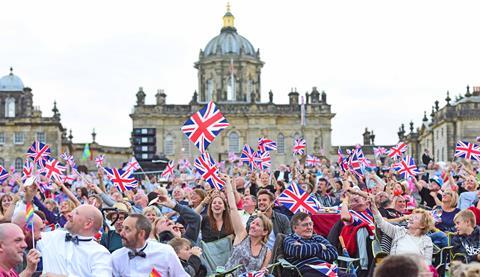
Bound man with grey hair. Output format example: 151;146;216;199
11;211;45;274
0;223;41;277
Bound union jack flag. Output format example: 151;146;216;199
387;142;407;160
194;152;225;190
95;155;105;168
277;182;320;214
40;158;66;182
348;149;364;177
255;151;271;171
257;137;277;152
0;166;8;182
26;141;51;165
305;154;321;167
373;147;387;157
239;271;265;277
393;156;419;179
103;167;138;192
123;157;142;173
241;144;257;171
228;152;239;163
181;101;230;153
60;152;75;167
337;148;348;172
293;138;306;155
22;160;34;182
455;141;480;161
178;159;191;170
161;160;175;178
60;174;77;185
307;262;338;277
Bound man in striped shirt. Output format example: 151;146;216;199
283;212;338;276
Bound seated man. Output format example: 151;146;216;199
451;209;480;263
283;212;338;277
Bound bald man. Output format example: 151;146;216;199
37;204;112;277
12;211;45;274
0;223;41;277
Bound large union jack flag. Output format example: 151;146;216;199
240;144;257;171
181;101;230;153
40;158;66;182
393;156;419;179
293;138;306;155
387;142;407;160
103;167;138;192
348;148;364;177
307;262;338;277
0;165;8;182
455;141;480;161
255;151;271;171
194;152;225;190
257;137;277;153
26;141;51;165
161;160;175;178
277;182;320;214
305;154;321;167
22;160;34;182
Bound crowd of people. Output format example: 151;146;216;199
1;151;480;277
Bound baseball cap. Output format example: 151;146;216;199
429;175;444;186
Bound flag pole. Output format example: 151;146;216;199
31;218;35;249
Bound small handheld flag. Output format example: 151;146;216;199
150;268;161;277
293;138;306;155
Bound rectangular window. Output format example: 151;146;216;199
14;132;24;145
141;137;148;143
37;132;46;143
0;132;5;145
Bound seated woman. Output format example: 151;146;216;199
223;175;272;275
200;191;234;243
370;195;434;266
432;189;460;233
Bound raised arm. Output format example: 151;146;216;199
55;180;81;207
224;174;247;245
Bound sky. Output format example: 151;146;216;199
2;0;479;148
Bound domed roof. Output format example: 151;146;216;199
0;68;24;92
204;28;256;57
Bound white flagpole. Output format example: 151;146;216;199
31;219;35;249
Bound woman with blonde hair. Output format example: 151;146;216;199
370;195;434;265
432;189;460;232
223;175;272;275
143;206;161;223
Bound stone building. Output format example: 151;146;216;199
399;86;480;164
130;6;335;169
0;68;66;170
0;68;131;171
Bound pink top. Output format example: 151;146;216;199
0;267;19;277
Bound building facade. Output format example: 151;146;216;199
130;7;335;169
0;69;131;171
400;86;480;164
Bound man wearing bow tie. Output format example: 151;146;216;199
36;204;112;276
112;214;188;277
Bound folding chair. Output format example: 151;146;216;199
271;233;302;277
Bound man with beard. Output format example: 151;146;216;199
112;214;188;276
36;204;112;276
247;189;291;250
11;211;45;274
0;223;41;277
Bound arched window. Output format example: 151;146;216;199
182;136;190;156
164;134;174;156
277;133;285;154
15;158;22;172
5;97;15;118
228;132;240;153
0;158;4;167
206;80;213;102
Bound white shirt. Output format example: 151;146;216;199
112;240;189;277
37;229;112;277
395;234;422;256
